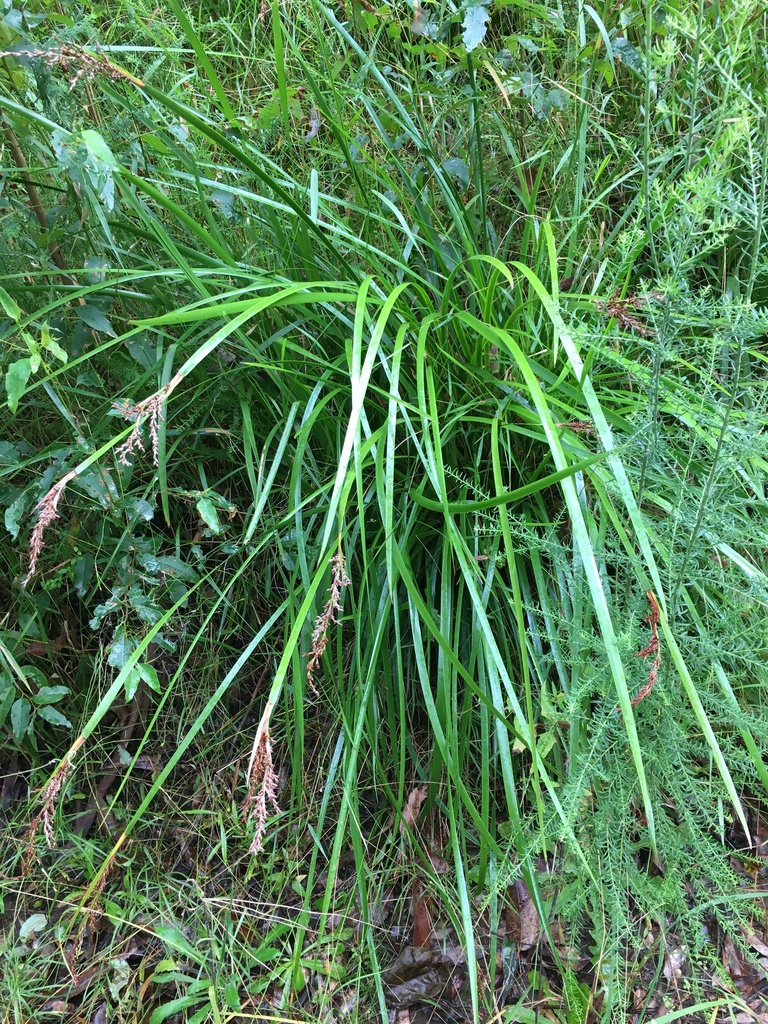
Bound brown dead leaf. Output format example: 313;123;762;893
91;1003;108;1024
26;632;65;658
733;1012;768;1024
507;880;541;950
401;786;428;833
663;945;686;982
745;931;768;957
412;881;432;949
427;850;451;874
723;935;743;978
25;642;51;657
382;946;456;1008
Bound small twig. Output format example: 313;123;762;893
2;124;74;283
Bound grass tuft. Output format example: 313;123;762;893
1;0;767;1020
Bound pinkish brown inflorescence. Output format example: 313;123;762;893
0;44;145;89
115;387;169;467
306;551;350;694
243;726;280;855
23;477;70;587
23;755;75;868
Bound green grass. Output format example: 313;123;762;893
1;0;768;1021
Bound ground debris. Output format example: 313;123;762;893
382;946;459;1008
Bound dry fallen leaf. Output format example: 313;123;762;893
412;881;432;949
401;786;428;833
91;1003;108;1024
663;945;686;982
745;931;768;957
723;935;743;978
382;946;456;1008
427;850;451;874
508;880;541;950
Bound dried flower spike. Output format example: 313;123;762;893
243;725;280;855
24;755;75;869
632;590;662;706
306;551;351;694
0;44;144;89
115;386;169;467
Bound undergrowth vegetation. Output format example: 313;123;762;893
1;0;768;1021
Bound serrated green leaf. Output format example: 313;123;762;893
90;591;122;629
5;495;26;538
107;957;131;1000
196;496;222;534
137;662;161;693
84;256;111;285
224;978;241;1011
121;496;155;523
614;36;644;74
127;586;163;625
0;441;20;466
5;358;32;414
76;304;116;337
41;323;68;363
22;666;47;688
37;704;72;728
151;555;199;581
0;685;15;730
108;628;136;669
125;333;157;370
77;469;118;509
80;130;118;210
11;697;31;741
564;968;590;1024
442;157;470;189
0;284;21;321
81;129;119;168
462;4;490;52
19;913;47;941
153;924;202;963
188;1001;214;1024
124;666;141;702
152;970;199;983
149;994;207;1024
33;685;70;705
74;553;95;596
